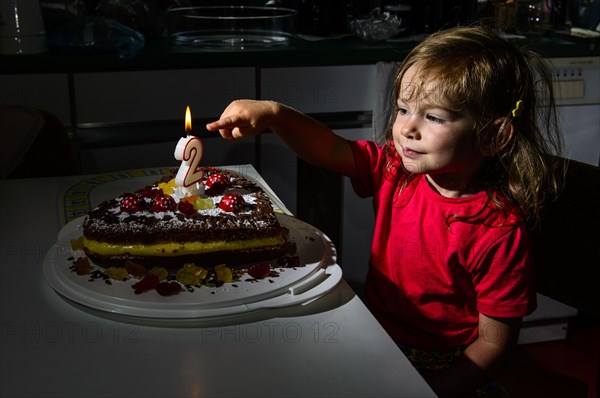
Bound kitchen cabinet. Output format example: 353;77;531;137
261;65;376;113
0;73;70;124
73;67;256;173
78;137;256;176
73;68;255;125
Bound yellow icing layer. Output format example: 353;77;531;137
82;235;285;257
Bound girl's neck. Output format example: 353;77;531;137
425;173;482;198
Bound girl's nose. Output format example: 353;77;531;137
400;115;419;139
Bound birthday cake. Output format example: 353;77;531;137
81;167;287;268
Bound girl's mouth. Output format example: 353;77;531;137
402;146;424;158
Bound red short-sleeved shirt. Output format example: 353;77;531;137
350;140;537;349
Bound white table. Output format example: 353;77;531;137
0;166;435;397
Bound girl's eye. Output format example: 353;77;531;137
396;107;409;116
426;114;445;124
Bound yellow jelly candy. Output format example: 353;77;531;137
193;197;214;210
176;263;208;286
124;260;147;279
215;264;233;283
104;267;129;281
158;178;177;195
147;267;169;281
180;195;200;204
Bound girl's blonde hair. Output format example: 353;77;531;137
384;25;564;226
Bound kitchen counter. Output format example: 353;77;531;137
1;32;598;73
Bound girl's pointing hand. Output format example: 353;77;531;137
206;100;278;141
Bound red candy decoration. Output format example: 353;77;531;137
248;262;271;279
151;194;176;212
156;281;182;296
204;173;231;196
140;186;163;199
219;193;245;213
132;274;159;294
177;200;196;215
120;194;142;213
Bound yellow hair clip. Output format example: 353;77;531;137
511;100;524;117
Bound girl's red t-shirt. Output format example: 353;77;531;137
350;140;537;349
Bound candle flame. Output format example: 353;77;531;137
185;106;192;133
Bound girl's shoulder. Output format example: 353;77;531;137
412;177;525;229
350;140;387;166
453;190;526;230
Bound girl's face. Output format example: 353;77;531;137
392;65;484;196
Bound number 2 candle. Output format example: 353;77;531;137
174;106;204;187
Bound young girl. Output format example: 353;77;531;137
206;26;564;397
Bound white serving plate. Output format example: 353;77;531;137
43;213;342;323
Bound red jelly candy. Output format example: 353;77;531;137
177;200;196;215
151;194;177;212
219;193;245;213
248;262;271;279
132;274;159;294
204;173;231;196
140;186;163;199
156;281;182;296
120;194;142;214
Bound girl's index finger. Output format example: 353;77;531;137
205;120;218;131
205;117;233;131
207;113;251;130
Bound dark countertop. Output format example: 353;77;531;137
1;33;598;74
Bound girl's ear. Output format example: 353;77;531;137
479;118;515;157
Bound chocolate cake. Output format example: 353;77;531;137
82;167;286;268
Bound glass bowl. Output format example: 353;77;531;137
349;9;403;41
167;6;297;49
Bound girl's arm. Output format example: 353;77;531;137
426;313;521;397
206;100;358;179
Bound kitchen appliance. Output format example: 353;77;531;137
548;56;600;166
0;0;48;54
